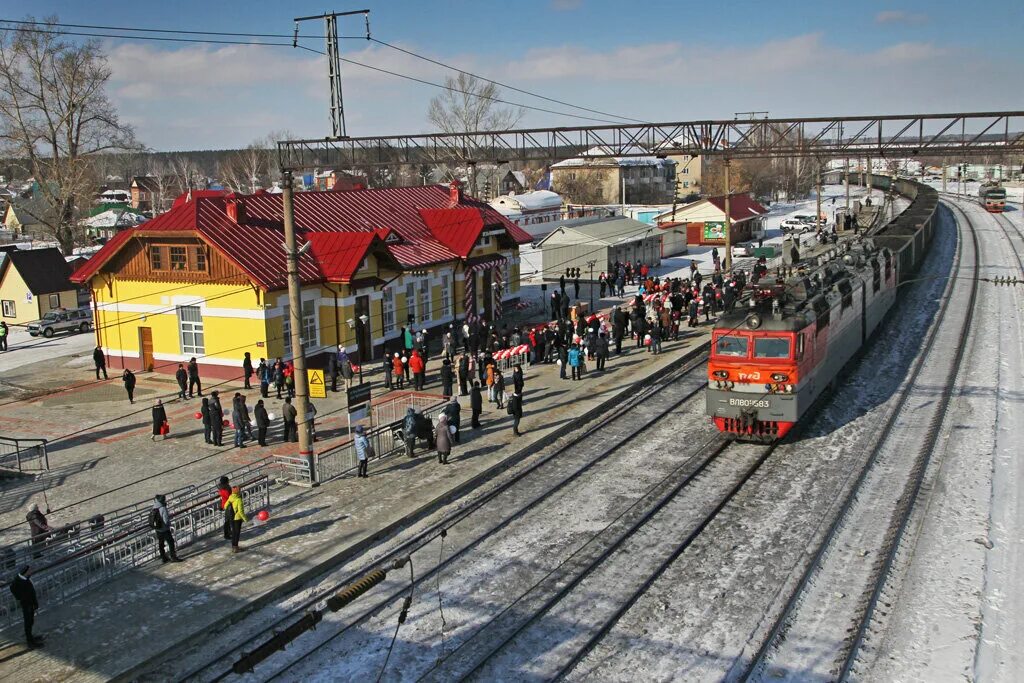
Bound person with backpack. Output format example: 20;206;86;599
223;486;247;553
150;494;181;563
10;565;41;648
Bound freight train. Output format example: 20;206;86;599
707;178;939;440
978;182;1006;213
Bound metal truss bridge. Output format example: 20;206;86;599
278;111;1024;170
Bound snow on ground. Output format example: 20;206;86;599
869;200;1024;683
0;328;96;374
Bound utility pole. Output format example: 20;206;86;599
844;157;850;215
294;9;371;139
866;156;872;197
587;259;597;310
723;158;732;273
942;159;947;193
281;171;315;483
815;162;823;234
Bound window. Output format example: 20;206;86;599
683;167;690;175
169;247;187;271
440;275;451;318
177;305;204;355
754;337;792;359
150;246;163;270
282;299;317;350
714;335;749;357
418;279;431;322
382;287;396;334
48;294;60;309
683;181;689;188
194;247;207;272
2;300;15;317
405;282;417;324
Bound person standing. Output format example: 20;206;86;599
273;359;285;399
121;368;136;404
508;391;524;437
568;344;582;381
458;353;470;396
339;347;354;389
10;566;41;648
494;369;506;410
0;321;8;351
284;362;295;399
257;358;270;398
224;486;247;553
573;275;580;300
254;399;270;447
403;407;418;458
596;333;610;371
175;363;188;400
93;346;107;380
149;494;181;562
512;364;524;397
242;352;253;390
281;397;298;443
25;504;51;553
383;352;394;389
217;476;232;540
470;381;483;429
443;397;461;444
187;357;202;398
232;394;247;448
151;400;167;442
327;349;338;393
392;353;404;389
353;425;372;478
599;272;607;298
210;391;224;446
440;358;454;398
435;413;452;465
409;350;426;391
201;398;213;444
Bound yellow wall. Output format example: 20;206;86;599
0;264;77;326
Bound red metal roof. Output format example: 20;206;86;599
70;229;136;284
71;185;530;290
171;189;228;209
706;195;768;222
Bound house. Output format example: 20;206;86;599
0;247;80;325
82;207;149;241
536;216;661;281
71;183;531;378
665;154;703;193
550;145;677;205
654;195;767;253
499;170;527;195
488;190;563;238
130;176;164;213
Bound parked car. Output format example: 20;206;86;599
793;214;817;224
27;307;92;338
731;242;755;257
780;218;807;234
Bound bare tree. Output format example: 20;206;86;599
220;144;270;194
168;155;203;197
0;17;137;252
427;73;525;197
145;159;172;215
555;170;608;204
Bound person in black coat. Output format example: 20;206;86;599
442;398;461;444
512;364;524;395
242;352;253;389
508;391;523;436
200;398;213;444
121;368;136;404
254;399;270;447
440;359;454;398
470;381;483;429
175;363;188;400
573;276;580;300
560;290;570;319
10;566;41;647
210;391;224;446
93;346;107;380
458;353;470;396
550;291;560;321
558;273;566;293
151;400;167;441
187;358;202;398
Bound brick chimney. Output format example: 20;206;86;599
449;179;462;206
225;195;246;224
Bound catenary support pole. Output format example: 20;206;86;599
724;158;732;273
816;163;823;233
282;171;316;483
845;158;850;215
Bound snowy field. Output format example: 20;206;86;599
0;327;96;374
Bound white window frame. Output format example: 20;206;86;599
177;305;205;355
2;300;15;317
382;287;396;334
282;299;318;351
440;274;451;318
48;293;60;309
405;282;417;325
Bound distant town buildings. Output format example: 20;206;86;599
550;145;677;205
654;194;767;252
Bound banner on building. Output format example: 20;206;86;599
703;221;726;241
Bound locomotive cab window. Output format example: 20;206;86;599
754;337;792;359
714;335;749;357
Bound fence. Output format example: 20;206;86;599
373;392;448;427
0;475;270;627
0;436;49;472
0;458;274;584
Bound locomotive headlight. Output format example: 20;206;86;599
713;370;729;379
771;373;789;382
785;384;794;393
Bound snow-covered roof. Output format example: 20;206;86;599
551;145;676;169
83;208;149;229
490;190;563;215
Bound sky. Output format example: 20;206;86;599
7;0;1024;151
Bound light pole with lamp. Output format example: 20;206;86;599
586;259;598;310
345;316;368;384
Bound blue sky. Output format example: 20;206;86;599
12;0;1024;150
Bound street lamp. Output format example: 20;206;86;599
586;259;598;309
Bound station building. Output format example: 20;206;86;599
654;195;767;253
70;183;531;379
536;216;660;281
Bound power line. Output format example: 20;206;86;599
370;38;648;125
0;17;353;40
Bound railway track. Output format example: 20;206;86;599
176;351;715;682
743;198;981;681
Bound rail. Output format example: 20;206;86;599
0;475;271;627
0;436;49;472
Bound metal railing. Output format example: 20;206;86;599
373;392;448;427
0;476;270;627
0;458;274;577
0;436;49;472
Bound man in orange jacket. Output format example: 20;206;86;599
409;350;426;391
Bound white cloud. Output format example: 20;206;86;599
875;10;929;25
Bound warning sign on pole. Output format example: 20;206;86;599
307;368;327;399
